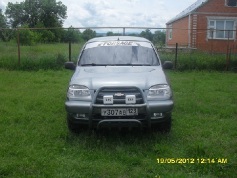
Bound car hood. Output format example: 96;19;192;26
70;66;168;90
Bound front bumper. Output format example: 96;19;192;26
65;99;174;129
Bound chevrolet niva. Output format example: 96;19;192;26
65;36;174;132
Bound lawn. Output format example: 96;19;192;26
0;41;83;70
0;41;237;71
0;69;236;177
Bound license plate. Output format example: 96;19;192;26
103;95;113;105
101;108;138;116
126;95;136;104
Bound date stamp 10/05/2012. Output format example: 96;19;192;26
157;158;228;164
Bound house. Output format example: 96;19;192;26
166;0;237;53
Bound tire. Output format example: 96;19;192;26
67;114;86;133
152;117;172;133
159;118;172;133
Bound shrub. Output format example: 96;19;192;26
17;28;36;46
39;30;56;43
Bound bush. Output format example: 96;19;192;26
18;28;36;46
62;27;83;43
38;30;56;43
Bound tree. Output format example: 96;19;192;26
5;0;67;28
82;29;96;41
5;2;24;28
153;30;166;46
0;9;7;28
63;26;83;43
39;0;67;28
18;24;38;45
106;31;121;36
106;31;114;36
140;29;153;41
5;0;67;42
0;9;12;42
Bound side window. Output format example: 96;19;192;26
226;0;237;7
208;20;215;38
208;19;235;39
168;25;172;40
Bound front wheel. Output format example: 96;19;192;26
152;117;172;133
67;114;86;133
159;118;172;133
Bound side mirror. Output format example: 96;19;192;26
65;62;76;70
163;61;173;70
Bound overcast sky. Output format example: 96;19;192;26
0;0;197;31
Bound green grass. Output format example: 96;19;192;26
0;41;83;70
159;51;237;71
0;69;236;177
1;41;237;71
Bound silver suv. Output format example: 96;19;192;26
65;36;174;132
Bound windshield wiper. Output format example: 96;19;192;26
125;63;151;66
80;63;107;66
81;63;152;66
108;63;151;66
132;64;151;66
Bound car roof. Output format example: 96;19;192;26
87;36;151;43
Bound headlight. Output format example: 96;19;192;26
67;85;91;99
148;84;172;100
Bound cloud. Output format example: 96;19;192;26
0;0;6;10
77;0;167;28
2;0;198;29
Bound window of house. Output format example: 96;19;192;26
208;20;235;39
168;25;172;40
226;0;237;7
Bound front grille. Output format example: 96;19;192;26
91;114;147;123
95;87;144;104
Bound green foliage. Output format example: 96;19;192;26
139;29;166;46
106;31;121;36
153;30;166;47
38;30;56;43
0;70;236;177
5;2;24;27
33;22;55;43
0;29;14;42
159;50;237;71
82;28;96;41
50;28;65;42
5;0;67;42
40;0;67;27
5;0;67;28
5;54;66;71
140;29;153;41
17;25;37;45
1;41;236;71
63;27;83;43
0;9;6;28
0;9;9;42
0;42;83;70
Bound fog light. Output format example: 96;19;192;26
154;113;163;117
75;113;88;119
151;113;163;120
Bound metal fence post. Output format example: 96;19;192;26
17;29;21;65
69;39;72;62
226;30;230;71
211;30;214;54
175;43;178;69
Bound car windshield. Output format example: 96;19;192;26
79;41;159;66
